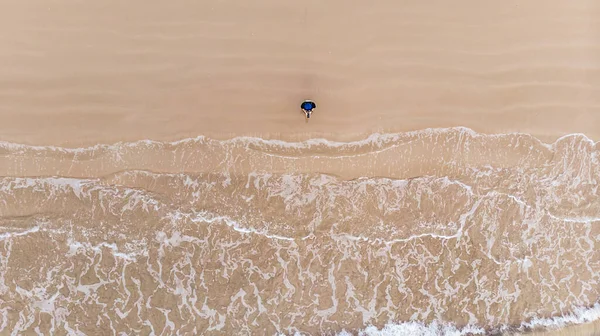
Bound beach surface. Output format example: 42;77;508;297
1;0;600;146
0;1;600;335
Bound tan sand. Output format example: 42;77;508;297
0;1;600;335
1;0;599;146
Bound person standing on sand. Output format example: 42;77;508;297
301;100;316;120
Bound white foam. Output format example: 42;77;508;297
340;302;600;336
1;128;599;334
0;127;597;154
66;239;144;261
188;210;296;241
519;302;600;331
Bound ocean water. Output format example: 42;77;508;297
0;127;599;335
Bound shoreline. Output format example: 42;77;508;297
0;126;598;149
0;126;598;168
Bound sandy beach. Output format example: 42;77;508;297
0;0;599;335
2;0;600;146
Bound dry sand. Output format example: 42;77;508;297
0;1;600;335
1;0;600;146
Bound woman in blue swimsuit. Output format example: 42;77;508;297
301;100;316;120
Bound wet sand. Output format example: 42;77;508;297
526;320;600;336
1;1;600;335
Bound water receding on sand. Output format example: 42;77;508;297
0;127;599;335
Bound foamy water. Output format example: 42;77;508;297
0;128;599;335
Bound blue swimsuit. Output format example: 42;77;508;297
301;101;316;111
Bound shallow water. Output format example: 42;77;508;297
0;128;599;335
